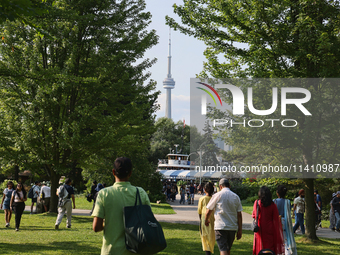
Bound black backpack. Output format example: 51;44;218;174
28;186;35;199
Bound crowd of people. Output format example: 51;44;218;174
1;164;340;255
0;179;75;231
196;182;340;255
162;181;207;205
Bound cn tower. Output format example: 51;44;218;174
163;29;175;119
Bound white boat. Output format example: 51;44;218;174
158;153;194;170
157;153;224;180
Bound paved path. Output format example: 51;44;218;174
25;194;340;239
154;194;253;229
24;205;92;216
154;194;340;240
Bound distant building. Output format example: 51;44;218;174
214;137;233;151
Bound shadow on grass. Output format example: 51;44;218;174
160;223;340;255
35;213;92;222
159;222;253;255
0;241;99;254
296;236;340;246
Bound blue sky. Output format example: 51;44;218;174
144;0;207;124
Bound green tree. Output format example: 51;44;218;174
201;120;219;167
0;0;158;212
167;0;340;240
150;117;191;164
0;0;47;23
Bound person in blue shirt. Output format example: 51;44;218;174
274;185;297;255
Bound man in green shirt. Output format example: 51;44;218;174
92;157;151;255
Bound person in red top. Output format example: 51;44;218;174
252;186;284;255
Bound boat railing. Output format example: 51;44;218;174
159;159;194;166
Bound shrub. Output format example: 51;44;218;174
0;179;18;194
246;195;258;203
147;190;166;203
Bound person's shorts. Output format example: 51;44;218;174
190;193;195;199
215;230;236;252
32;197;37;203
42;197;50;208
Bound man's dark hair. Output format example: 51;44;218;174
35;181;40;185
258;186;273;207
65;178;72;185
277;185;287;198
314;189;318;194
114;157;132;179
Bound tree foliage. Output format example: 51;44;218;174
0;0;49;31
201;120;219;166
167;0;340;240
0;0;159;212
150;117;191;163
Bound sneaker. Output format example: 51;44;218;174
66;225;71;229
55;225;59;230
335;229;340;233
15;228;19;231
5;223;9;228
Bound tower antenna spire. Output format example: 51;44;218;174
163;27;175;119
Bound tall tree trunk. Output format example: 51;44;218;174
303;178;317;240
302;147;318;240
49;169;60;213
14;164;19;182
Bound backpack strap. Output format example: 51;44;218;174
256;200;259;222
134;187;142;206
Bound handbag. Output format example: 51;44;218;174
251;200;260;232
124;187;167;255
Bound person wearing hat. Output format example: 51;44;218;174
293;189;305;234
332;191;340;233
205;178;243;255
329;192;337;231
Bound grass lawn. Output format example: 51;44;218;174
151;202;176;215
241;200;254;215
75;194;175;214
0;212;339;254
74;194;93;210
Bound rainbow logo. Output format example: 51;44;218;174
196;82;222;106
